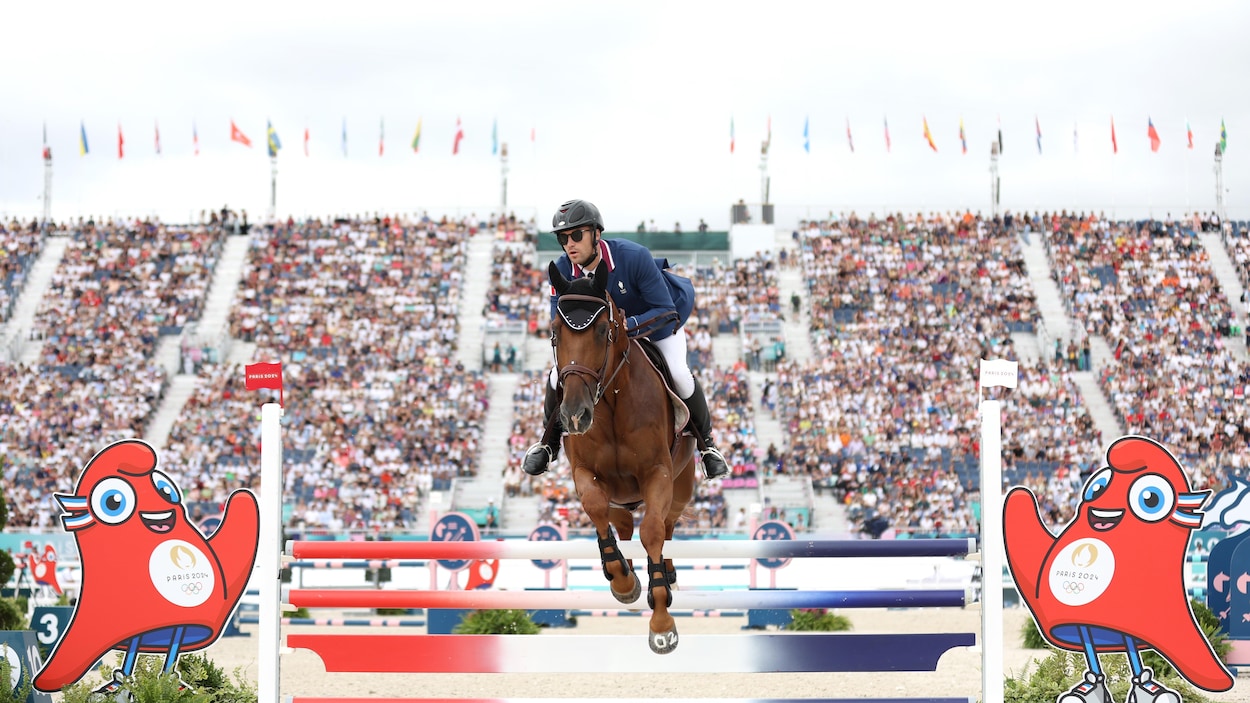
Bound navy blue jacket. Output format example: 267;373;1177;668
550;238;695;341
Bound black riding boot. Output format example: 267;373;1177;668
522;383;563;476
684;378;730;480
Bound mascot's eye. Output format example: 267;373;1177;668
90;477;136;525
1082;468;1113;502
151;471;181;505
1128;474;1175;523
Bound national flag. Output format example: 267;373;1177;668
79;121;89;156
341;117;348;156
922;116;937;152
1147;117;1161;153
193;121;200;156
1035;116;1042;154
803;115;809;153
959;118;967;155
765;115;772;151
730;117;735;154
1220;118;1227;153
884;116;891;153
411;118;422;153
230;120;252;147
1111;116;1118;154
996;115;1003;154
266;120;281;157
378;118;385;157
117;123;124;159
154;121;161;155
245;361;284;406
1186;120;1193;150
453;117;464;155
846;117;854;153
304;127;310;157
42;122;50;161
492;118;498;156
530;126;536;143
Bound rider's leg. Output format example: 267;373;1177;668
654;330;730;480
522;368;563;476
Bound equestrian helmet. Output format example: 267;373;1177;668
552;199;604;233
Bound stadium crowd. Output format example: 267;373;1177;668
3;208;1248;545
1042;212;1250;488
776;211;1104;536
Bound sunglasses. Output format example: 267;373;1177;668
557;228;594;246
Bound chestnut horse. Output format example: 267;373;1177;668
547;260;698;654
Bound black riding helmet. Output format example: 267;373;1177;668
552;199;604;233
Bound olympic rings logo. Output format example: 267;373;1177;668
181;582;204;595
1061;581;1085;594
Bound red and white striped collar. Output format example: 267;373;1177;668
571;239;615;277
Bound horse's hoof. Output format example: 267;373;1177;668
612;574;642;604
649;629;679;654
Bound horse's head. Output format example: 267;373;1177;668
548;259;626;435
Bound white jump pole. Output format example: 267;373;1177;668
258;402;283;703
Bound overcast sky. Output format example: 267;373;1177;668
1;0;1247;230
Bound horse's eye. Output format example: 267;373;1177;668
597;324;607;339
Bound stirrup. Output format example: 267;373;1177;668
700;445;730;480
522;443;554;476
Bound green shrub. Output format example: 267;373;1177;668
785;608;852;632
0;598;25;631
58;652;257;703
453;609;540;634
1005;648;1213;703
0;653;34;703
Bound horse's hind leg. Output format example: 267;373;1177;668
573;468;640;604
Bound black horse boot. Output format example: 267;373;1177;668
522;383;564;476
684;378;730;480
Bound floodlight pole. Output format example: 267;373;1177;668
42;153;52;231
500;142;509;214
1214;143;1226;230
269;156;278;222
759;140;770;206
989;141;1001;219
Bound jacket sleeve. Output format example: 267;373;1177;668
625;250;680;337
548;257;568;321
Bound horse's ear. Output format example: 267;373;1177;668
591;260;609;298
548;261;570;296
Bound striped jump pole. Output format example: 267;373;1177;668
285;560;430;569
568;609;745;618
237;615;427;627
568;563;748;571
287;632;975;674
287;538;976;561
287;587;971;611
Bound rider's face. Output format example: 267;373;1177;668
559;227;598;267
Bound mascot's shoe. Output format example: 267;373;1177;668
522;443;555;476
1058;671;1112;703
700;445;730;480
1129;669;1180;703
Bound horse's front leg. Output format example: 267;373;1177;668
639;464;678;654
572;466;640;604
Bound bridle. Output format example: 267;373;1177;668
551;292;630;406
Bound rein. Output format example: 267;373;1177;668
551;293;631;407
